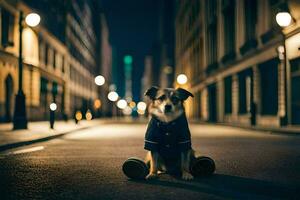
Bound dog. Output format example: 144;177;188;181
143;86;196;180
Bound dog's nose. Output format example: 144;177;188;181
164;105;172;112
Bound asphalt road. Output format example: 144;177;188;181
1;122;300;200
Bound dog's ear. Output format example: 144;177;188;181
145;86;159;100
176;88;194;100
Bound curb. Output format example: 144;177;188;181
0;126;91;152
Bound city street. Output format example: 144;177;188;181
1;121;299;200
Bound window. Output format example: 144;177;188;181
45;44;49;66
240;0;258;55
259;58;279;115
53;50;56;69
244;0;257;41
238;69;253;114
1;8;14;47
224;76;232;114
62;56;65;73
222;0;236;63
206;0;218;73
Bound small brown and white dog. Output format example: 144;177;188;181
143;86;197;180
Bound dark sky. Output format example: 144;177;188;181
102;0;159;101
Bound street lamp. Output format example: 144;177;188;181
25;13;41;27
123;106;132;116
107;91;119;102
177;74;188;85
95;75;105;86
137;101;147;111
49;102;57;129
117;99;127;109
13;11;41;130
276;9;292;126
276;12;292;27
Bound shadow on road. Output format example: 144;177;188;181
130;174;299;199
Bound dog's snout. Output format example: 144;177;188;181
164;105;172;112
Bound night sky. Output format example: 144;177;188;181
102;0;159;102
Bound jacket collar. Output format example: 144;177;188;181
152;113;186;127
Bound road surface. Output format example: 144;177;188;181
1;122;300;199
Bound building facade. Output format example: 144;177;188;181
150;0;175;88
175;0;300;127
98;13;113;116
0;0;111;122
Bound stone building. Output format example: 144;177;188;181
0;0;111;122
175;0;300;127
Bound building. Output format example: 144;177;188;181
65;0;101;117
141;55;153;98
175;0;300;127
98;13;113;116
0;0;111;122
151;0;175;88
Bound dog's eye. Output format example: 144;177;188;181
157;95;166;101
171;96;180;104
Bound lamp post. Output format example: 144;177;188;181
49;103;57;129
276;10;292;126
177;74;188;85
13;11;40;130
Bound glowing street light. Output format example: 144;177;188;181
129;101;136;108
137;109;145;115
177;74;188;85
25;13;41;27
49;103;57;111
75;111;83;124
85;109;93;121
94;99;101;109
276;12;292;27
123;106;132;115
108;91;119;102
117;99;127;109
95;75;105;86
137;101;147;111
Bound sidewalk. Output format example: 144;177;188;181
0;119;104;151
190;120;300;135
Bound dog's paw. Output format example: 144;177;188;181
146;173;159;180
182;171;193;180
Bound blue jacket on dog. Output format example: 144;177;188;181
144;114;192;159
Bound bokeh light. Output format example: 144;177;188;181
94;99;102;109
117;99;127;109
95;75;105;86
85;110;92;120
137;101;147;111
123;106;132;115
75;111;82;121
108;91;119;102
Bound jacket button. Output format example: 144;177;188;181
165;132;170;136
166;144;170;148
